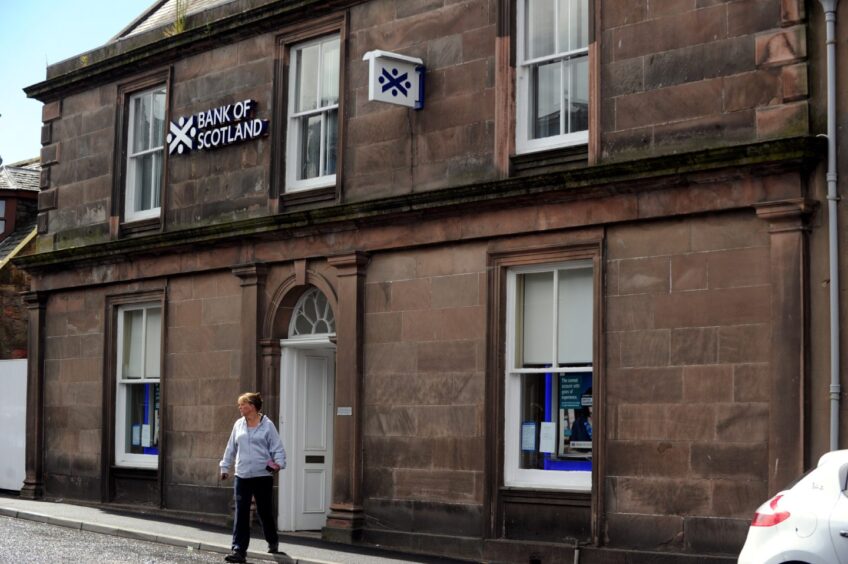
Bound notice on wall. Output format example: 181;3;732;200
132;424;141;447
521;422;536;452
141;424;151;448
539;422;556;454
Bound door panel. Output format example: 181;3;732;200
304;356;328;450
303;469;327;513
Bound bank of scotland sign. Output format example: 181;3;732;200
166;99;269;156
363;50;425;110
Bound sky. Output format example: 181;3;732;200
0;1;153;165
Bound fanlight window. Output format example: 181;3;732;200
289;288;336;337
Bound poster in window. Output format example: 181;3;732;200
539;421;556;453
521;421;537;451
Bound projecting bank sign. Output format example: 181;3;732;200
167;99;269;156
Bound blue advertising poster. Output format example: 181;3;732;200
559;373;592;409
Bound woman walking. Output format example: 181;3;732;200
219;392;286;563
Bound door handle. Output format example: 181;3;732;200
841;531;848;538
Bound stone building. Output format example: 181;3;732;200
0;157;39;359
15;0;839;562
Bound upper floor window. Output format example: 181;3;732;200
0;200;6;234
126;86;166;222
286;34;340;193
516;0;589;154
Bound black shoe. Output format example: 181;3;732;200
224;552;246;563
268;545;284;554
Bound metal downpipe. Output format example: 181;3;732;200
820;0;841;451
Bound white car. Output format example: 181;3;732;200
738;449;848;564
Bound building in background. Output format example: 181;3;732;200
14;1;836;562
0;157;39;359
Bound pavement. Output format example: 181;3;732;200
0;495;450;564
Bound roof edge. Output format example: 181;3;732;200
0;228;37;271
25;0;359;102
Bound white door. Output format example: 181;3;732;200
279;345;335;531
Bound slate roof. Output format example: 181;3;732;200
115;0;237;39
0;217;36;270
0;158;41;193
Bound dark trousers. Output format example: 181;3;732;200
232;476;278;554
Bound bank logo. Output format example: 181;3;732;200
167;116;197;155
363;50;425;110
167;99;269;157
379;67;412;98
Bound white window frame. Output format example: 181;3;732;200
504;260;593;491
516;0;589;154
115;303;161;469
285;34;340;193
125;86;166;222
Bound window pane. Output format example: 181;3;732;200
557;267;593;364
531;61;561;140
123;383;160;455
122;309;144;379
559;0;589;52
526;0;556;59
568;57;589;134
518;372;592;471
151;152;162;209
320;37;340;107
145;308;161;379
0;200;6;215
324;109;338;176
151;89;166;148
132;94;151;153
521;272;553;365
296;43;320;113
132;154;154;212
572;0;589;50
299;115;322;180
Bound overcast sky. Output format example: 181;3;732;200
0;1;152;165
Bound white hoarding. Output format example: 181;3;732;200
0;359;27;491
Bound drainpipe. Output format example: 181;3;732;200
819;0;841;451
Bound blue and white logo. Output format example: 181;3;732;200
167;116;197;155
379;67;412;98
363;50;425;110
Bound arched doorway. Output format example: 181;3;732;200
278;287;336;531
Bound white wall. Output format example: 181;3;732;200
0;359;27;491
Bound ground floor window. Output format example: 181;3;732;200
115;303;161;468
505;260;594;490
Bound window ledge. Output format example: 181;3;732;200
121;216;161;235
512;144;589;177
281;186;336;208
111;466;158;479
501;487;591;506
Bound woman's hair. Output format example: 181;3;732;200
238;392;262;411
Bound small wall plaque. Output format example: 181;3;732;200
337;406;353;416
